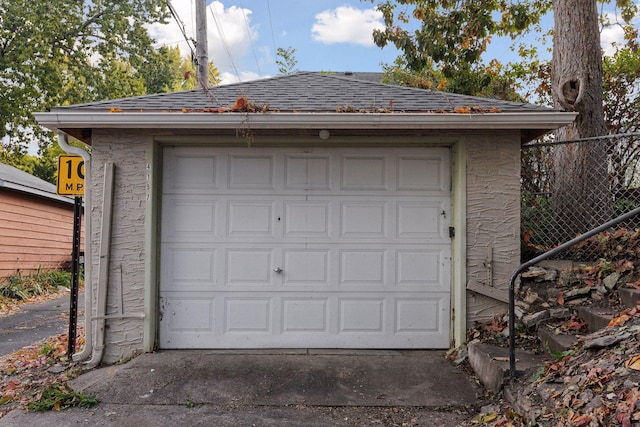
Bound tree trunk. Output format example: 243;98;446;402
551;0;610;242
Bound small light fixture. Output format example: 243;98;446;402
319;129;330;140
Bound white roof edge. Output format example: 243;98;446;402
34;111;578;132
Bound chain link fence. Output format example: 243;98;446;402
521;133;640;261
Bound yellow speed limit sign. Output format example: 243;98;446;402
57;155;85;196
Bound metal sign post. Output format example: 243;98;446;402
67;197;82;357
57;155;85;359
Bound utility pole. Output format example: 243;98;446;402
195;0;209;88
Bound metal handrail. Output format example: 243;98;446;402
509;205;640;383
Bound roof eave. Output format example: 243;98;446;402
34;111;577;132
0;181;74;205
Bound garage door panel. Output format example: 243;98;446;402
227;200;275;237
395;298;444;333
339;298;385;333
341;155;388;190
282;298;329;333
283;250;329;285
161;297;214;332
225;298;272;333
397;201;448;239
397;155;449;191
284;201;330;236
163;148;219;193
227;249;274;285
285;155;331;190
163;247;216;287
339;250;386;285
396;249;450;290
162;197;218;240
162;245;451;292
160;146;451;349
160;293;450;349
228;154;275;190
341;202;387;238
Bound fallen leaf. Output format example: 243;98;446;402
557;291;565;306
626;355;640;371
572;414;592;427
616;411;631;427
566;318;586;331
3;381;18;391
609;314;630;327
230;97;249;112
482;412;499;422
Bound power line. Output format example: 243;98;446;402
165;0;196;58
209;3;240;81
266;0;278;54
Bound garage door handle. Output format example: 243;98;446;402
273;267;283;274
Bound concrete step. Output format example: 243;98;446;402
468;341;548;394
619;287;640;309
577;306;615;332
538;326;577;354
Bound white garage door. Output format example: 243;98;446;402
159;146;451;349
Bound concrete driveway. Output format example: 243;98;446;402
1;350;484;426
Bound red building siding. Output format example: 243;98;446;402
0;190;83;278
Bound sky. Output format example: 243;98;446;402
147;0;401;84
146;1;632;86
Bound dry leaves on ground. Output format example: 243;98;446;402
0;328;85;418
0;289;86;419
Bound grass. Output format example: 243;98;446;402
549;348;575;362
185;399;199;408
27;383;97;412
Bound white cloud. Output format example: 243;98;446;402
600;4;640;56
146;1;260;78
600;12;627;56
146;2;196;55
601;24;625;56
311;6;383;46
219;70;265;85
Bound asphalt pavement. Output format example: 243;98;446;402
0;292;83;356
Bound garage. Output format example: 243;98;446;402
159;145;452;349
34;71;576;363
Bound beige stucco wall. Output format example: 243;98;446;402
87;129;521;363
465;131;521;325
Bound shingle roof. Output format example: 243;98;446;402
0;162;72;204
52;71;552;114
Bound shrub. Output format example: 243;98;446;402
0;270;73;301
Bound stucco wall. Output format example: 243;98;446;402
90;130;150;363
465;131;521;325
